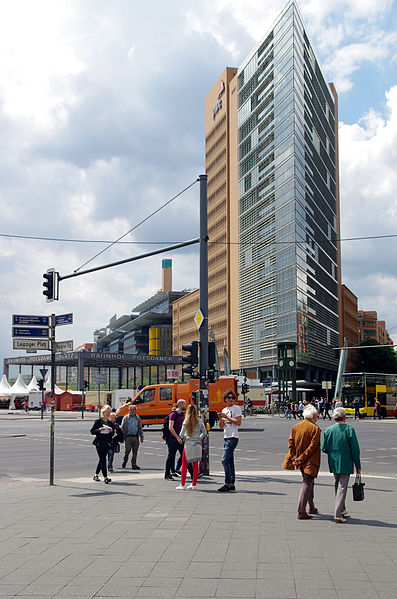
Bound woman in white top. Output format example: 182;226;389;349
176;403;207;490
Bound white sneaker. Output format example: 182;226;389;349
341;509;349;516
187;484;196;490
175;484;185;490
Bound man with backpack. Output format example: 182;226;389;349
164;399;191;481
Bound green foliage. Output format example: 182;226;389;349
359;339;397;374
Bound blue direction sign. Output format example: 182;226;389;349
13;314;49;327
12;327;49;338
55;313;73;326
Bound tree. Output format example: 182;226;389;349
358;339;397;374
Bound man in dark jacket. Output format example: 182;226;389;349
121;405;144;470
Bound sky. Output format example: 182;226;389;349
1;0;397;376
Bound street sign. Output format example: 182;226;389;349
96;374;107;384
194;309;204;330
13;314;49;327
55;313;73;326
322;381;333;389
55;340;73;353
12;327;49;338
39;368;48;378
167;369;180;379
13;339;50;351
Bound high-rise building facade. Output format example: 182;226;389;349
237;0;341;381
173;68;239;371
173;0;341;383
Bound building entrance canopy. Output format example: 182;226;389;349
4;351;184;391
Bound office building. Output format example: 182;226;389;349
236;0;340;382
358;310;393;346
173;68;239;372
340;285;359;372
174;0;341;384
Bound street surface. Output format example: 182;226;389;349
0;413;396;599
0;412;396;481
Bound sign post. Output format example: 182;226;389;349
12;312;73;486
96;373;107;415
39;367;48;420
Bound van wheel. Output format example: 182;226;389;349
208;412;217;430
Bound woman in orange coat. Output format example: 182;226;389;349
282;404;321;520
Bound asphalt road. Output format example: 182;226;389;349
1;414;396;482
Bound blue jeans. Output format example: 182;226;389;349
107;448;114;470
222;437;239;485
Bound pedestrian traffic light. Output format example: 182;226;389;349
38;379;44;391
84;380;89;390
42;268;59;302
242;382;250;394
182;341;199;376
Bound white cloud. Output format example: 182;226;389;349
340;84;397;335
324;31;397;92
1;0;397;372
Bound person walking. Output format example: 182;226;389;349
323;398;331;420
321;407;361;523
352;398;360;420
175;404;207;490
107;412;124;472
282;404;321;520
121;405;144;470
375;398;383;420
164;399;189;481
90;405;115;484
217;390;242;492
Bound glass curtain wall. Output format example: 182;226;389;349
238;0;339;375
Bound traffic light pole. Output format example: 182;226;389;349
49;314;56;486
198;174;210;476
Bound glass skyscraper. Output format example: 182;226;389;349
237;0;340;381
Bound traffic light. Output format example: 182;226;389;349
84;380;89;390
43;268;59;302
208;341;216;369
38;379;44;391
182;341;199;376
242;382;250;394
208;341;217;383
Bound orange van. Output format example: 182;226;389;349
115;377;238;428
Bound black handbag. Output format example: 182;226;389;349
352;472;365;501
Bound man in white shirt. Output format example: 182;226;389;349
217;390;242;492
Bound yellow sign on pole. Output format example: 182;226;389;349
194;309;204;330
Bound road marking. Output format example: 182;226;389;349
21;469;396;484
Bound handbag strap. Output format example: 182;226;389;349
355;472;362;485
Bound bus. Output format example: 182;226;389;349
341;373;397;418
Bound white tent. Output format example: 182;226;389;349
9;374;29;409
10;374;29;394
44;376;66;395
27;376;39;391
0;374;11;396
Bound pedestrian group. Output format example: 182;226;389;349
91;394;362;522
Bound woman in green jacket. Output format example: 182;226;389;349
321;407;361;523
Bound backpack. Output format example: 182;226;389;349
162;411;175;440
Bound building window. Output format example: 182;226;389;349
244;174;252;192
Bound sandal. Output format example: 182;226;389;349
104;477;112;484
93;475;100;481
